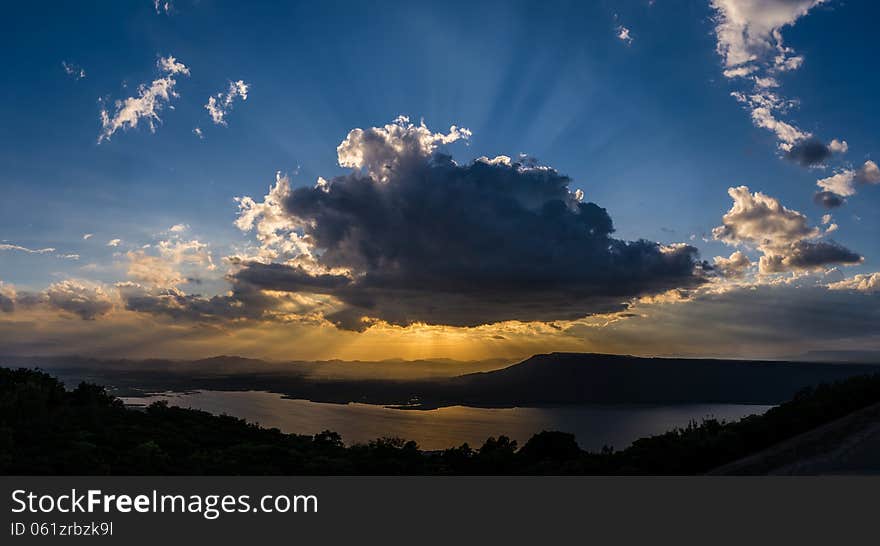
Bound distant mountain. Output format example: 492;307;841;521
4;352;880;407
431;353;880;406
796;350;880;364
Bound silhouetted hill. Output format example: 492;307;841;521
433;353;880;406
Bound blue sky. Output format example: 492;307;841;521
1;1;879;361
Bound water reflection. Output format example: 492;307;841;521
124;390;773;452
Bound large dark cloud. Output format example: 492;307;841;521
813;191;845;209
233;153;704;329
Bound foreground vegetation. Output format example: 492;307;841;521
3;367;880;474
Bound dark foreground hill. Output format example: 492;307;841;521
5;367;880;474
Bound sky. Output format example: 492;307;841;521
1;0;879;362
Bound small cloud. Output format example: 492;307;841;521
107;239;122;247
62;61;86;80
814;191;845;209
83;233;93;240
169;223;189;233
205;80;250;126
98;55;190;143
855;159;880;185
616;25;633;45
153;0;172;14
0;243;55;254
787;137;847;168
193;127;204;139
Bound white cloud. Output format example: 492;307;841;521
856;159;880;184
815;161;880;198
125;235;215;289
44;280;115;320
827;272;880;293
711;0;825;74
107;239;121;247
83;233;93;240
205;80;250;126
829;139;848;153
168;223;188;233
193;127;204;139
616;25;633;45
713;186;861;274
710;1;844;162
723;65;757;78
153;0;172;15
336;115;471;182
713;251;752;278
98;56;190;143
0;243;80;261
713;186;817;249
234;172;312;262
817;170;857;197
62;61;86;80
0;243;55;254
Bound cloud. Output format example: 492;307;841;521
98;56;190;143
233;172;311;262
711;0;825;75
712;2;845;165
828;272;880;293
712;251;752;278
713;186;818;247
168;223;188;233
83;233;93;240
107;239;121;247
193;127;203;139
335;115;472;181
205;80;250;126
856;159;880;184
815;160;880;201
153;0;172;15
0;243;55;254
713;185;861;274
62;61;85;80
0;282;15;313
574;283;880;359
126;237;215;289
813;190;845;209
0;243;79;261
43;280;114;320
231;116;704;330
116;281;301;323
786;137;847;167
817;169;857;197
616;25;633;45
126;251;186;288
759;241;862;273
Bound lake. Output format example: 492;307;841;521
122;390;773;451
